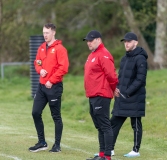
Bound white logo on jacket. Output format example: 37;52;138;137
104;56;109;58
91;57;96;62
41;48;44;51
51;48;55;53
51;99;57;101
95;106;102;110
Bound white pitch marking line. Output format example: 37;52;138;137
29;136;122;160
29;136;92;154
0;153;22;160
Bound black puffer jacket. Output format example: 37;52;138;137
112;47;148;117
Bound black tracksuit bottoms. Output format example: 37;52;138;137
32;82;63;146
89;96;113;156
110;116;142;152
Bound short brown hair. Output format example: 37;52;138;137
44;23;56;31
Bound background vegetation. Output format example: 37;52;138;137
1;0;167;74
0;67;167;160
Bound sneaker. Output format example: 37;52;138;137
49;144;61;152
86;156;107;160
124;150;140;157
29;142;48;152
94;150;115;156
111;150;115;156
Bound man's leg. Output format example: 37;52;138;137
89;98;105;156
90;96;113;158
110;116;126;151
29;84;48;152
32;84;48;143
47;82;63;152
131;117;142;152
123;117;142;157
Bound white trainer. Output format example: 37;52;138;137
94;150;115;156
111;150;115;156
124;150;140;157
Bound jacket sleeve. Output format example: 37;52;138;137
116;56;125;89
100;55;118;92
126;55;147;96
34;46;43;74
49;46;69;84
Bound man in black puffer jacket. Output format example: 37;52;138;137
110;32;148;158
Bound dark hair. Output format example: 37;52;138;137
44;23;56;31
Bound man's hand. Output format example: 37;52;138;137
40;69;48;77
45;81;53;89
114;88;127;99
114;88;120;97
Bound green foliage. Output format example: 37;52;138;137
129;0;157;51
1;0;161;74
2;0;28;61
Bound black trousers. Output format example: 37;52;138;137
89;96;113;156
110;116;142;152
32;82;63;146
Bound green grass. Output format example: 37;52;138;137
0;68;167;160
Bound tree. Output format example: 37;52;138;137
1;0;166;74
154;0;167;68
105;0;157;69
0;0;2;63
119;0;158;69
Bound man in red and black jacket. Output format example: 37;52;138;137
83;30;118;160
29;23;69;153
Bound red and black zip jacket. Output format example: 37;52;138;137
34;40;69;84
84;43;118;98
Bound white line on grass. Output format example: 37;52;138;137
29;136;122;160
30;136;92;154
0;153;22;160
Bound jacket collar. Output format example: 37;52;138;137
42;40;62;49
92;43;104;52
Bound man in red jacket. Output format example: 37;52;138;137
29;23;69;153
83;30;118;160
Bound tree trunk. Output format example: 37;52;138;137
154;0;167;68
119;0;159;69
0;0;2;63
0;0;1;25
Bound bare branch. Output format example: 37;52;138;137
119;0;158;69
68;0;103;30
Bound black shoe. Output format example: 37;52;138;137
29;142;48;152
49;144;61;152
86;156;104;160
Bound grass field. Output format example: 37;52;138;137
0;68;167;160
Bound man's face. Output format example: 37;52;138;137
86;38;100;51
124;40;138;51
43;27;55;43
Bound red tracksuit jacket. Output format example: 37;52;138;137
34;40;69;84
84;43;118;98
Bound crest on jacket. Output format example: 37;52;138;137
91;57;96;62
51;48;55;54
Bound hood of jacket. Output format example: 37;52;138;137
126;46;148;59
41;40;63;48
